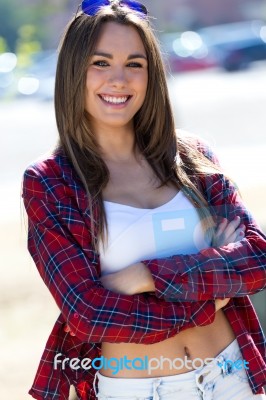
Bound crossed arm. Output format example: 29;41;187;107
100;138;266;301
143;174;266;302
23;166;217;344
100;174;266;303
100;216;246;297
23;159;266;344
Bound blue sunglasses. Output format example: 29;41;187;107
77;0;148;17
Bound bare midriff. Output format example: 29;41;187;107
100;309;236;377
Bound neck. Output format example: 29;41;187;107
94;125;137;163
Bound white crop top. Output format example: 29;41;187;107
99;190;211;276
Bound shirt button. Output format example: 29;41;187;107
74;313;79;319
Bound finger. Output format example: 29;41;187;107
222;216;241;239
64;325;70;333
215;297;230;311
215;218;228;236
70;331;76;336
226;225;246;244
221;298;230;307
234;230;246;242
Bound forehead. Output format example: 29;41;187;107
95;21;146;53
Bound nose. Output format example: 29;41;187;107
108;66;127;88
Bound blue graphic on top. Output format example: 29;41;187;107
152;208;204;257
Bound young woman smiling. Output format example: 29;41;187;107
22;1;266;399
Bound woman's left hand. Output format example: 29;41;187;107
100;262;155;295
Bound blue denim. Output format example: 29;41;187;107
94;339;266;400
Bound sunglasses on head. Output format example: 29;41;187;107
77;0;148;18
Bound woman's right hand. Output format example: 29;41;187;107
213;216;246;311
212;216;245;247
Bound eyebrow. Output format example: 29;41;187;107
93;51;147;60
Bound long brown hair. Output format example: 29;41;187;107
54;3;220;250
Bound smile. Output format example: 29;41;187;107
99;95;131;104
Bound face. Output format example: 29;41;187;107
85;21;148;133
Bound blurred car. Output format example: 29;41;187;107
160;30;218;73
160;20;266;74
198;20;266;71
17;50;57;100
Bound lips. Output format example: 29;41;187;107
99;94;131;105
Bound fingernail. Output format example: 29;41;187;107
64;326;70;332
70;331;75;336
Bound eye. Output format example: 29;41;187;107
93;60;109;67
127;62;143;68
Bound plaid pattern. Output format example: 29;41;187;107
22;143;266;399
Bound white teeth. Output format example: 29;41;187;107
101;95;129;104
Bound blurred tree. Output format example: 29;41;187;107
16;25;42;68
0;0;18;51
0;0;68;53
0;36;8;53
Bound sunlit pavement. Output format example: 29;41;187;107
0;64;266;399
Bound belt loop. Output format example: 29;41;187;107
93;371;99;396
152;378;161;400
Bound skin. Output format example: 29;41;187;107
66;22;246;377
85;21;148;160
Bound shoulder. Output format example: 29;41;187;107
22;148;85;202
175;129;228;198
175;129;221;166
24;149;67;178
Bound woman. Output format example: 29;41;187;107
22;1;266;399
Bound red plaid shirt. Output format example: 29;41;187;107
22;142;266;399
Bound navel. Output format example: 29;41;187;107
184;346;191;358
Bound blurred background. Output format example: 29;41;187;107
0;0;266;398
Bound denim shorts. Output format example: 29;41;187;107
93;339;266;400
